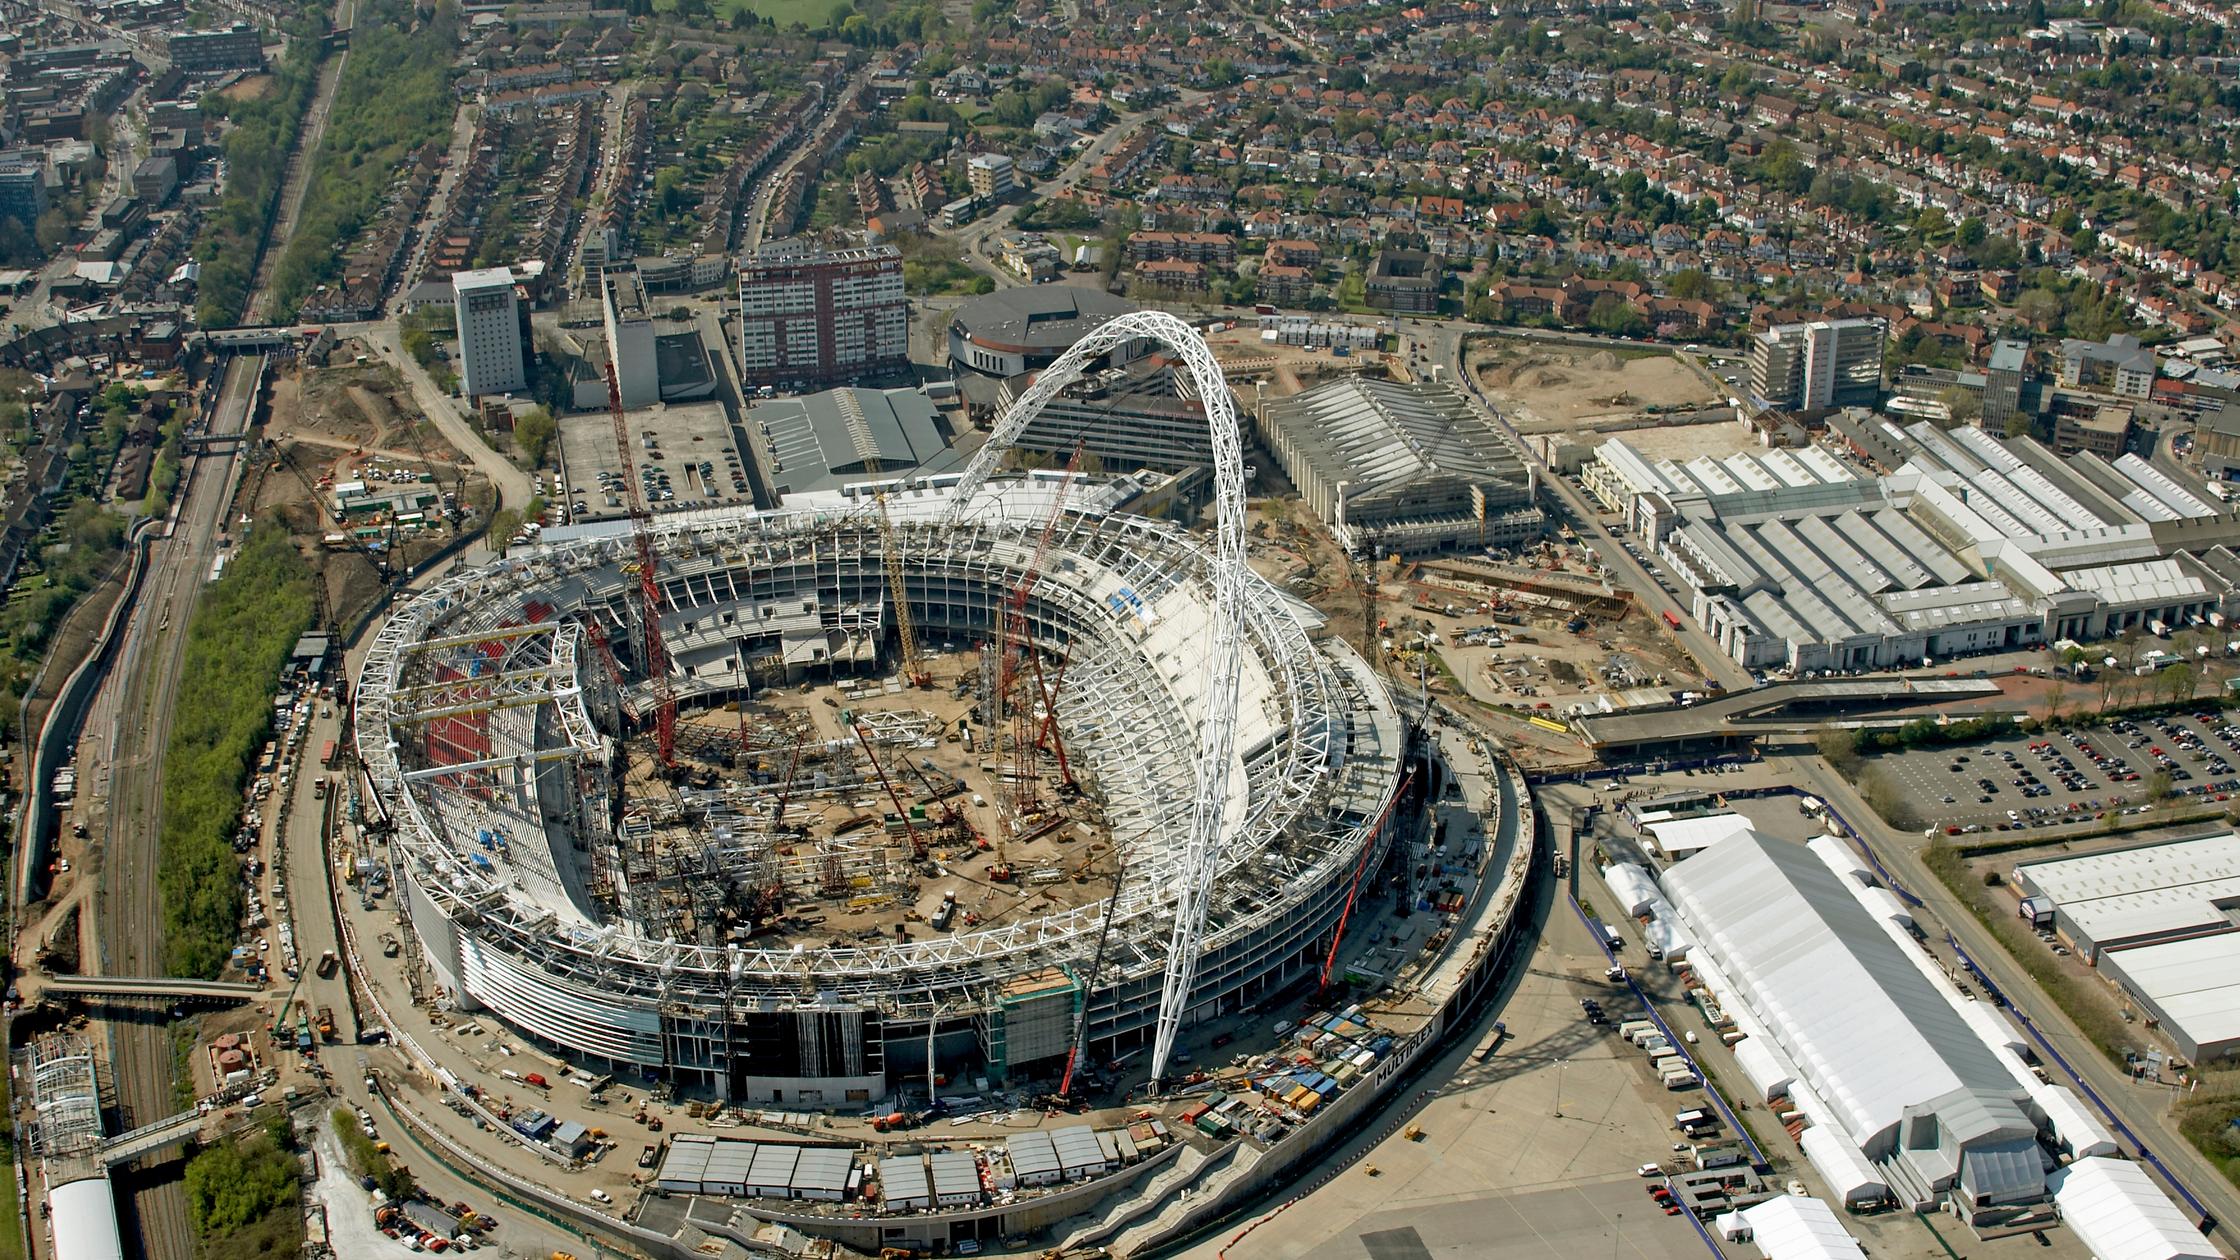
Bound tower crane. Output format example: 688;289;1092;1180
997;442;1085;817
605;362;676;766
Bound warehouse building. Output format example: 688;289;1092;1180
1661;830;2130;1219
1589;421;2240;671
2013;834;2240;1061
1257;376;1542;557
750;387;958;501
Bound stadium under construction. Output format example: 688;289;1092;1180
354;313;1414;1104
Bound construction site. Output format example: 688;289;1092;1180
355;316;1412;1108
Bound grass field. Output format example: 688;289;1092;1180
653;0;848;25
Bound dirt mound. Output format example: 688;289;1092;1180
1514;366;1571;390
1588;349;1621;372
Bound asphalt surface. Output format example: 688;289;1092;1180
91;354;261;1260
1873;711;2240;832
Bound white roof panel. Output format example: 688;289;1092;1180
2050;1157;2217;1260
1740;1194;1867;1260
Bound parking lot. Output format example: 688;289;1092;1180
1870;709;2240;834
555;399;753;524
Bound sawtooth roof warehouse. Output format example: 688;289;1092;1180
1584;418;2240;673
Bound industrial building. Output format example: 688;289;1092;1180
737;242;909;387
452;267;528;399
1660;830;2125;1220
356;317;1407;1105
1256;376;1543;556
750;386;959;499
2013;834;2240;1061
947;288;1145;380
1589;421;2240;671
1748;318;1885;413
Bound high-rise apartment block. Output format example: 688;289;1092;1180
737;244;908;388
1748;317;1885;412
452;267;527;399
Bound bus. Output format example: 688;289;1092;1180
1528;716;1569;735
1662;610;1682;630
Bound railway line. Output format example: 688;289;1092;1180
83;354;261;1260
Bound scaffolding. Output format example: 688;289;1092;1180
352;479;1398;1071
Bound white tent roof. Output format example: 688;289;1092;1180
2050;1157;2216;1260
49;1177;123;1260
1741;1195;1866;1260
1647;812;1756;857
1662;834;2021;1150
1644;912;1693;960
1602;862;1661;917
1734;1035;1795;1101
1798;1125;1886;1206
2034;1084;2117;1160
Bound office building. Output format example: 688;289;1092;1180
1983;339;2027;427
967;153;1016;199
600;267;659;408
2060;334;2159;399
168;24;265;73
452;267;527;399
0;155;47;230
737;243;908;388
1748;318;1885;412
1258;376;1542;555
989;362;1225;473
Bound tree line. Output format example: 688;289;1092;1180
271;0;461;319
158;522;318;978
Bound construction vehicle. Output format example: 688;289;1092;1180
316;1006;337;1041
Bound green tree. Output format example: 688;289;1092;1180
1586;294;1645;336
513;406;556;466
1940;385;1982;427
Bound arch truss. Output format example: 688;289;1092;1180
944;309;1248;1088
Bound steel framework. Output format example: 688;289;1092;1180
943;309;1250;1088
351;319;1405;1087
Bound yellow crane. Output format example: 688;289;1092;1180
842;388;929;687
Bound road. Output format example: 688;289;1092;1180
1429;327;2240;1236
244;0;356;323
1781;752;2240;1235
357;323;537;511
84;354;262;1260
742;64;878;252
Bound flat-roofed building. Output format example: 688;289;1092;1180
1748;318;1885;412
600;267;659;407
452;267;528;398
737;242;908;388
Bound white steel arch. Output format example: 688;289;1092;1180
944;309;1248;1089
